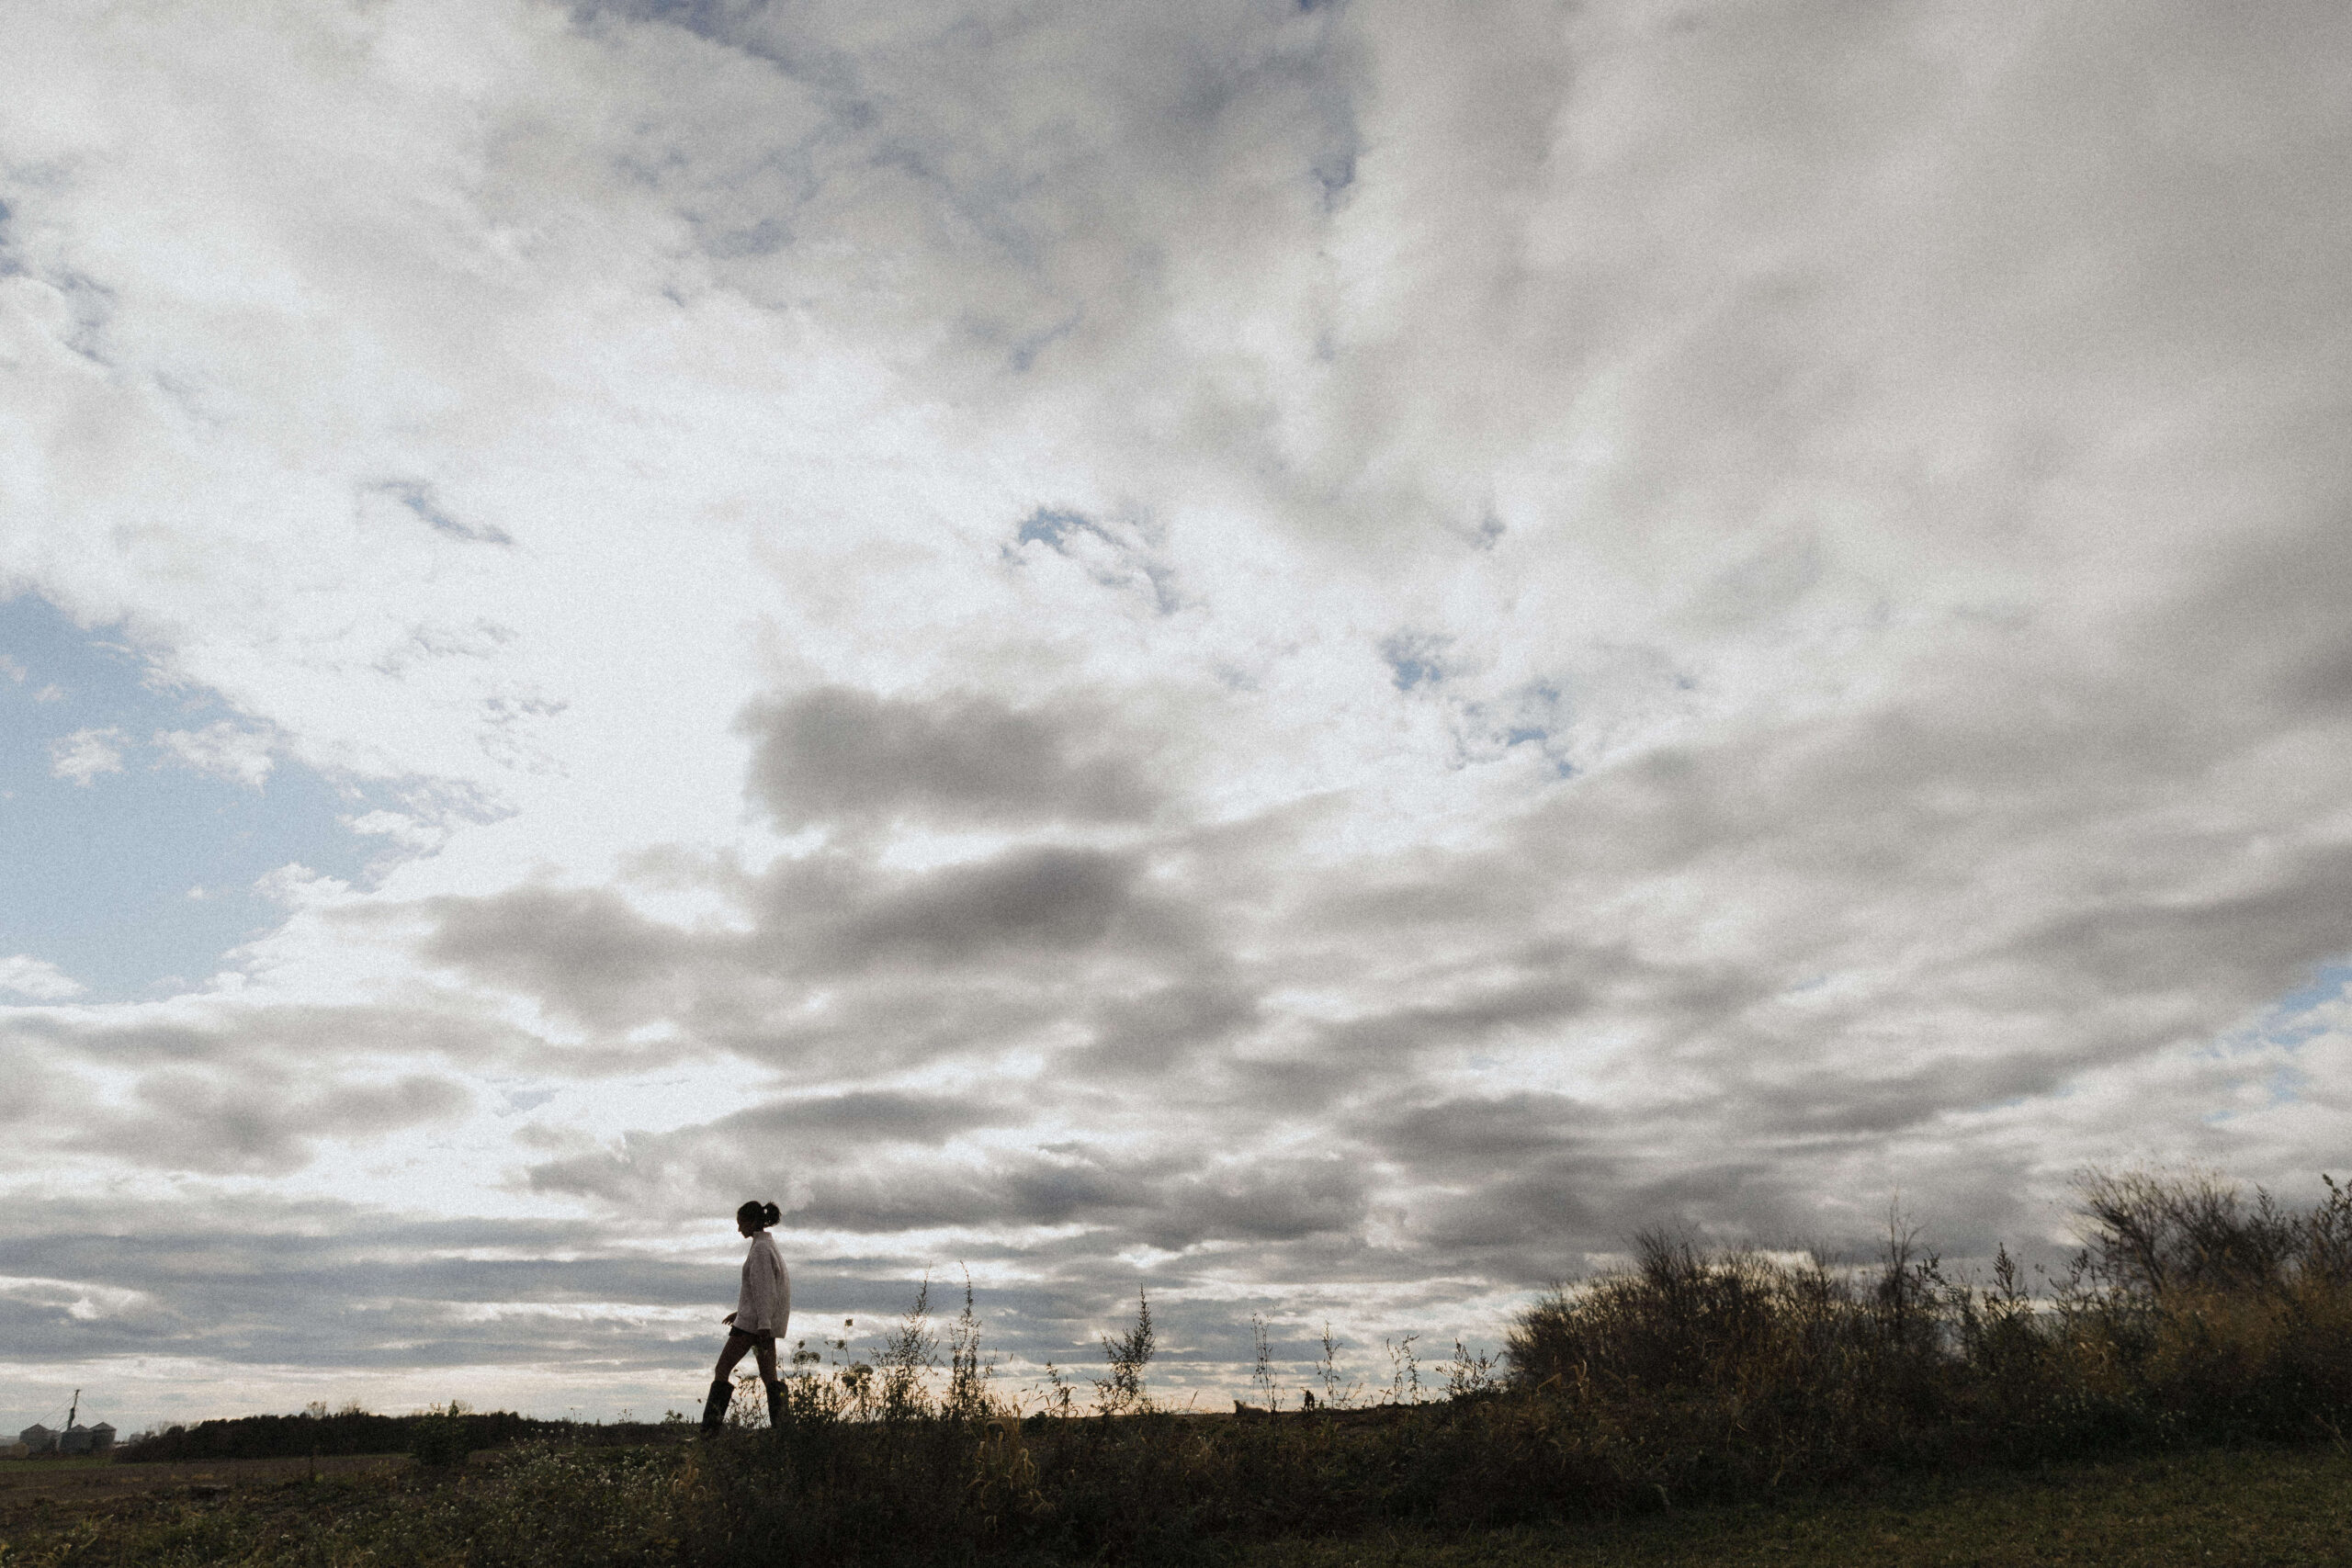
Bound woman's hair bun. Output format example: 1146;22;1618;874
736;1199;781;1230
761;1201;781;1226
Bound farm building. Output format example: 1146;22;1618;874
60;1423;115;1455
16;1422;113;1455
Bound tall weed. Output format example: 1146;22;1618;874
676;1168;2351;1558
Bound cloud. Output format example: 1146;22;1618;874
525;1118;1374;1258
344;809;451;852
414;836;1169;1036
363;479;514;547
422;615;2352;1284
47;727;124;785
0;1197;734;1371
420;886;702;1030
1005;508;1181;615
521;1089;1030;1207
0;955;85;1001
153;721;275;789
55;1069;473;1178
739;687;1161;831
1;0;2349;1423
829;846;1143;964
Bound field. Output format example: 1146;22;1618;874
1;1440;2346;1566
9;1168;2350;1564
0;1451;407;1506
1230;1444;2352;1566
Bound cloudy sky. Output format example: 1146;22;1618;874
5;0;2350;1430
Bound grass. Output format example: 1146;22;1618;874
0;1445;683;1567
2;1440;2346;1566
1230;1443;2352;1566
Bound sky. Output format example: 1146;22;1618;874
4;0;2351;1433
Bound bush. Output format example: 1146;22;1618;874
117;1404;584;1463
1502;1168;2352;1488
410;1402;476;1468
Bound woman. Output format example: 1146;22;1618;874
700;1200;792;1436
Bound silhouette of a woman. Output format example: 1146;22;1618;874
701;1200;791;1435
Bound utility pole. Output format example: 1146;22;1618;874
65;1389;79;1432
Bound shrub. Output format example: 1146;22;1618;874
1093;1287;1156;1415
1504;1168;2352;1488
117;1404;570;1462
410;1401;475;1468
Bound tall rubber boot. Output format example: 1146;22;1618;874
764;1379;786;1432
699;1377;731;1438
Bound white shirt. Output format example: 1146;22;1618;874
734;1229;791;1335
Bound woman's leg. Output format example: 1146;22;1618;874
749;1335;785;1427
703;1331;755;1437
713;1330;756;1381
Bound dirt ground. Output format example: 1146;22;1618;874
0;1451;410;1506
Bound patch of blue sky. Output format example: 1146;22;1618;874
1378;631;1453;693
0;594;400;1000
2262;963;2350;1027
1016;507;1091;551
1429;671;1578;780
2199;1055;2316;1125
2207;964;2352;1062
2262;1064;2311;1108
1007;505;1179;614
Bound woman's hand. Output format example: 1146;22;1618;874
723;1312;737;1325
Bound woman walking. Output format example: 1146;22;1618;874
701;1200;792;1436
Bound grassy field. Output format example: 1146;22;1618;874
13;1168;2350;1563
1234;1443;2352;1566
0;1440;2345;1565
0;1446;669;1567
0;1451;408;1506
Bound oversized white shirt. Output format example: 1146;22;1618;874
734;1229;791;1336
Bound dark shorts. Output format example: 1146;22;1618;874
726;1326;775;1345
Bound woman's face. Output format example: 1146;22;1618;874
737;1214;757;1237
